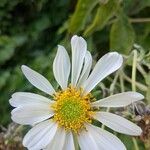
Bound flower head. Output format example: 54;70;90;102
10;35;144;150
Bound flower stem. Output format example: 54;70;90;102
132;138;140;150
119;72;125;92
132;50;137;92
131;50;140;150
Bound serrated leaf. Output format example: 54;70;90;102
110;13;135;54
84;0;118;37
69;0;98;34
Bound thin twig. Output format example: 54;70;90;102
108;18;150;25
119;72;125;92
130;18;150;23
122;73;147;91
137;63;147;77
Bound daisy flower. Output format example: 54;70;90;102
9;35;144;150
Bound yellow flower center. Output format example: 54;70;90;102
52;86;94;133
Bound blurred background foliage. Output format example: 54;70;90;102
0;0;150;149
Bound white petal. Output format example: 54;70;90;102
44;128;66;150
53;45;70;89
92;92;144;108
23;120;57;150
94;112;142;136
77;128;99;150
77;51;92;87
11;104;54;125
71;35;87;86
83;52;123;93
63;132;75;150
44;130;75;150
9;92;53;107
21;65;55;95
85;124;126;150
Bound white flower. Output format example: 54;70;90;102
9;35;144;150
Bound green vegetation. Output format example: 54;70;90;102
0;0;150;149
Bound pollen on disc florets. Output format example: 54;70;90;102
51;86;94;133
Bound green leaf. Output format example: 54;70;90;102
99;0;109;4
0;35;26;64
0;71;10;89
6;66;24;91
137;23;150;52
110;13;135;54
84;0;118;37
123;0;150;15
0;36;16;64
69;0;98;34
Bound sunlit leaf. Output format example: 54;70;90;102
84;0;119;37
69;0;98;34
